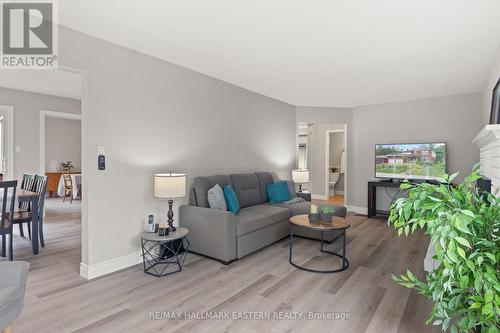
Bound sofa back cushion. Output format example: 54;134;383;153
255;172;274;203
229;173;261;208
193;175;232;207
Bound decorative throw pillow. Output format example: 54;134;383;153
266;181;292;204
223;185;240;214
207;184;227;211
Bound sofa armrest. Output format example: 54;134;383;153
0;262;29;289
296;192;311;202
179;205;237;263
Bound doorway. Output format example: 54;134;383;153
326;128;347;205
296;122;347;203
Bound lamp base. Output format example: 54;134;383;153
167;199;176;232
298;184;303;193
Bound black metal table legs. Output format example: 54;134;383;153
289;224;349;273
141;237;190;277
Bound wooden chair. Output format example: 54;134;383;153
0;180;18;261
62;173;74;203
12;175;48;248
17;174;35;238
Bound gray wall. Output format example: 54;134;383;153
352;93;483;209
482;47;500;125
0;87;81;180
59;27;296;268
45;118;82;172
296;93;482;210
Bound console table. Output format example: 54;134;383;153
367;181;401;218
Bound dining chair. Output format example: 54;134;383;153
0;181;18;261
17;174;35;238
12;175;48;248
62;173;74;204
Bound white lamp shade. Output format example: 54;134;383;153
292;169;309;183
154;173;186;198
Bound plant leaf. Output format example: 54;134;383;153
454;237;471;248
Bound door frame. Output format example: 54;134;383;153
0;105;15;180
325;126;347;201
39;110;82;175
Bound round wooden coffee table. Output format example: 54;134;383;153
289;214;350;273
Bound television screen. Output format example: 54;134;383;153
375;143;446;180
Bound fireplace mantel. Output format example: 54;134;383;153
473;124;500;195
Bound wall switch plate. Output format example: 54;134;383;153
97;145;105;155
15;145;20;153
97;145;105;170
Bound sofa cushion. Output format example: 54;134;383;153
255;172;274;203
287;180;297;198
272;201;311;216
230;174;261;208
244;205;291;224
207;184;227;211
236;209;270;236
266;181;292;204
193;175;232;208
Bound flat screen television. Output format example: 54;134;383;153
375;143;446;181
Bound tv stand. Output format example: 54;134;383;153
367;181;401;218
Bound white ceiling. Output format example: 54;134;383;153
0;70;81;99
56;1;499;106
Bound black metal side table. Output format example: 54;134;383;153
140;227;190;277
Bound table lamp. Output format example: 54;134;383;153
292;169;309;192
154;173;186;232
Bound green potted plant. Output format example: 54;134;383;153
388;167;499;333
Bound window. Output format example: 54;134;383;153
298;143;307;170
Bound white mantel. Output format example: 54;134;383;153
473;124;500;195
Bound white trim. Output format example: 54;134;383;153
39;110;82;175
0;105;14;180
312;194;329;200
346;205;368;215
334;190;345;195
80;251;142;280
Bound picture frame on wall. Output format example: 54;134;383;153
490;77;500;124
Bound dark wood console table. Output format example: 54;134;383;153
367;181;401;218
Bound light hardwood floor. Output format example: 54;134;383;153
328;195;344;205
3;199;440;333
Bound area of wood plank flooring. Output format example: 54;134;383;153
2;198;440;333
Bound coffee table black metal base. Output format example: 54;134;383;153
141;231;190;277
289;224;349;273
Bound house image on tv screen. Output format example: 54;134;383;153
376;149;436;164
375;143;446;180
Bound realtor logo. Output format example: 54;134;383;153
1;0;58;69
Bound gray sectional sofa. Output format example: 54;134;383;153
179;172;346;264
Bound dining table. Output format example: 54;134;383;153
17;188;41;255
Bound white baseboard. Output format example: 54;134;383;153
346;205;368;215
334;190;345;195
80;250;142;280
311;194;329;200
